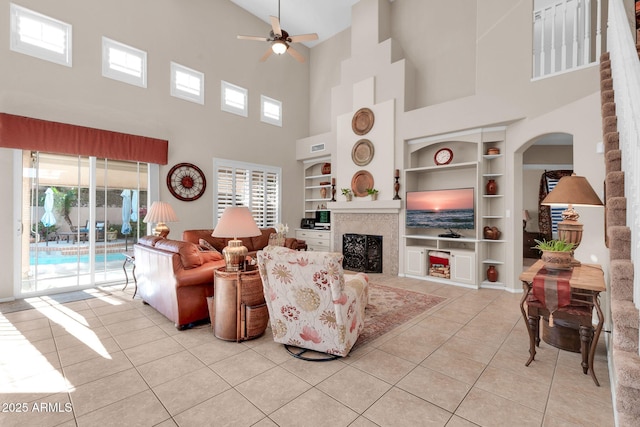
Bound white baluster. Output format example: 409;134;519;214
583;0;591;64
560;0;568;71
550;4;557;73
572;0;579;67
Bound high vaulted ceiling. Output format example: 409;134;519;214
229;0;360;48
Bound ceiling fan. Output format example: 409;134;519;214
237;0;318;63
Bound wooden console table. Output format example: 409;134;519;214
213;268;269;342
519;260;605;386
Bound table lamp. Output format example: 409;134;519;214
212;206;261;271
540;173;603;264
143;201;178;238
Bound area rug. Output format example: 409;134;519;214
354;283;447;348
0;289;102;314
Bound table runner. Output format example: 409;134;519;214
532;267;572;326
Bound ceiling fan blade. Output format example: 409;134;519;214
237;35;269;42
269;15;282;37
287;46;305;63
259;47;274;62
289;33;319;43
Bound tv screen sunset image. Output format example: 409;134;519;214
406;188;475;229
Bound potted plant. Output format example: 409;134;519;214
533;239;575;270
107;226;119;241
341;188;352;201
366;188;379;201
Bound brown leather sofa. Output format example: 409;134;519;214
182;228;307;257
134;229;306;330
134;235;226;329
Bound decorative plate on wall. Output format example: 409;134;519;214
167;162;207;201
351;139;375;166
352;108;375;135
351;170;374;197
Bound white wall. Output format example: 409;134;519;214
306;0;604;290
0;0;311;299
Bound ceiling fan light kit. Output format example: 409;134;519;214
237;0;318;63
272;40;287;55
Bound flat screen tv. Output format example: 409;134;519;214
406;188;475;229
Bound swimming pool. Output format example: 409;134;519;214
30;252;126;265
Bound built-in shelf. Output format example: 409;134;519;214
402;128;506;289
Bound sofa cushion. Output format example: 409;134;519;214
201;250;224;263
249;228;274;251
137;235;164;247
155;239;202;269
199;238;219;252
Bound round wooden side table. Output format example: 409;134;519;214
212;267;268;341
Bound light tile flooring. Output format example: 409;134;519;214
0;274;614;426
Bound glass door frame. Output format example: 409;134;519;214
12;150;158;298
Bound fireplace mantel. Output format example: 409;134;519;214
327;200;402;214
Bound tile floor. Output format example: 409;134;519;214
0;274;614;426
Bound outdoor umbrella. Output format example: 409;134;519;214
41;187;57;246
41;188;57;227
121;190;132;250
130;190;138;222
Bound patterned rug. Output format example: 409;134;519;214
354;283;447;348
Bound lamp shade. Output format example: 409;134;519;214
212;206;261;238
541;175;603;207
143;201;179;223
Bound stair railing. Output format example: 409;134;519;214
608;0;640;312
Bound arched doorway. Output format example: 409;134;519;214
520;133;573;266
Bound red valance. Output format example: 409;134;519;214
0;113;168;165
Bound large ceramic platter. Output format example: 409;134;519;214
351;170;374;197
351;139;375;166
352;108;374;135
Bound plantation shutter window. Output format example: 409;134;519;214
213;159;281;227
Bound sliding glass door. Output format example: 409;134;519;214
20;151;148;295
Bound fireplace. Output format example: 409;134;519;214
343;234;383;273
329;202;401;276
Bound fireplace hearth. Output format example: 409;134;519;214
343;234;382;273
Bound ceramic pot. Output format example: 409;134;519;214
320;187;327;199
541;250;573;270
487;265;498;282
344;193;352;201
322;163;331;175
483;226;501;240
486;179;497;195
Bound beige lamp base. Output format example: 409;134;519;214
153;222;170;238
222;239;248;272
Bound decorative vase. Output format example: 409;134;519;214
487;265;498;282
541;250;573;270
370;193;378;201
321;163;331;175
486;179;497;195
320;187;327;199
344;193;352;201
486;147;500;155
483;226;501;240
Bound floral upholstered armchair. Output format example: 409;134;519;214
257;245;369;359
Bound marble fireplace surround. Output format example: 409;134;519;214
328;200;401;276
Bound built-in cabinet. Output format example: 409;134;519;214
296;229;331;251
402;128;506;289
303;157;332;222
